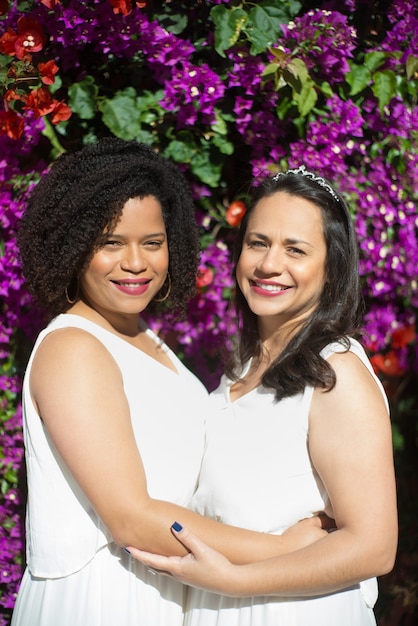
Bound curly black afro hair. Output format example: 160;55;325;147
18;137;200;318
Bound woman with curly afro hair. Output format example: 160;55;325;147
13;138;327;626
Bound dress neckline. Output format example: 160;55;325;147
60;313;180;375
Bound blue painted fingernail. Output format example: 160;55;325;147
124;547;131;554
171;521;183;532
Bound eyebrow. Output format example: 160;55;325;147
246;232;314;247
105;231;166;238
284;237;314;248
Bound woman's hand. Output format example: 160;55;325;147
126;522;244;595
126;515;334;595
281;514;336;549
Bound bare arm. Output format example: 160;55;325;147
31;328;328;565
127;350;398;595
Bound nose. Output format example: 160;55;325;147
120;244;147;273
257;245;284;275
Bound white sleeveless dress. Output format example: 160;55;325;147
186;339;387;626
12;314;206;626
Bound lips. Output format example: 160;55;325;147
111;278;152;296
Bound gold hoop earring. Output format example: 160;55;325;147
154;273;171;303
65;278;79;305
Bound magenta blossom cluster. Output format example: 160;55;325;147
0;111;46;617
281;8;357;83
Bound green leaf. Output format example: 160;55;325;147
49;75;63;95
245;5;283;54
134;129;155;145
261;62;280;80
3;468;17;484
68;76;98;120
210;5;247;57
346;62;371;95
165;135;222;187
262;49;291;89
41;117;66;158
244;1;302;53
372;69;397;112
269;47;288;62
99;90;141;140
212;133;234;155
283;58;309;92
0;53;13;66
164;137;195;163
406;54;418;80
0;54;13;86
134;90;164;130
288;0;303;16
319;80;334;98
276;95;295;120
293;79;317;116
364;51;389;72
245;29;273;55
190;151;222;187
211;111;228;135
161;13;188;35
248;4;283;44
0;66;8;84
100;88;163;139
251;0;302;24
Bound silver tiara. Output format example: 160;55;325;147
272;165;340;202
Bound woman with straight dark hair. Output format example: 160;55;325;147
127;166;397;626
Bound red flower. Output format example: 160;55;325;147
25;86;55;116
109;0;133;16
25;87;72;123
40;0;61;8
14;17;46;59
50;100;72;124
1;17;46;60
196;267;214;289
38;59;59;85
0;110;24;139
391;325;416;349
3;89;23;103
226;200;246;227
370;350;406;377
0;27;18;56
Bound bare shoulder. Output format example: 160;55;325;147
31;326;122;402
33;325;115;365
321;346;382;393
327;347;373;379
311;348;389;430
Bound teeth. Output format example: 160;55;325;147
118;282;144;287
254;282;287;292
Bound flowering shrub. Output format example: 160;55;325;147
0;0;417;622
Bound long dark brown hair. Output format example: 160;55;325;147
225;171;364;400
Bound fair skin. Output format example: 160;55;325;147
231;193;327;398
30;195;329;565
126;192;398;596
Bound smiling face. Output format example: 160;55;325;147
79;195;168;326
236;191;327;338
